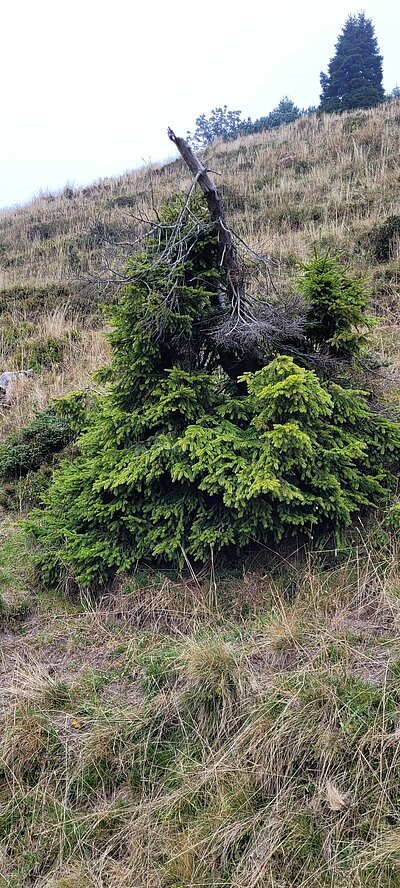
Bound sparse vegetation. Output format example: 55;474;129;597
187;97;303;147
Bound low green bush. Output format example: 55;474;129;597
0;408;75;481
0;526;34;623
26;337;63;370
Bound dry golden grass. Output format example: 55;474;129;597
0;101;399;295
0;306;109;440
1;543;400;886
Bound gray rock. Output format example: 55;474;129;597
0;369;34;405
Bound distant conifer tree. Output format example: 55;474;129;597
320;13;385;113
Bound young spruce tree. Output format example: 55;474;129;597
28;199;400;588
320;13;385;113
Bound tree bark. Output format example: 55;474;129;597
167;129;245;314
168;129;263;389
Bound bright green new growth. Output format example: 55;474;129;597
297;252;374;358
27;199;400;587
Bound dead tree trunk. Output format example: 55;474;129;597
168;129;262;386
167;129;246;317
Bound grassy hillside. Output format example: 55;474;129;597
1;102;400;292
1;102;400;887
1;101;399;442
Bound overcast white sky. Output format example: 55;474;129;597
1;0;398;210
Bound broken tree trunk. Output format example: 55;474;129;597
168;128;266;387
167;128;246;316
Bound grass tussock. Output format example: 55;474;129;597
0;524;34;621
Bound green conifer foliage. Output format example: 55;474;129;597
297;253;374;358
27;200;400;588
320;14;385;113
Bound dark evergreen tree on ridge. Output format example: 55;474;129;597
320;13;385;113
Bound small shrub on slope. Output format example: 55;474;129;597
26;198;400;587
0;407;74;481
0;404;79;510
297;251;374;358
